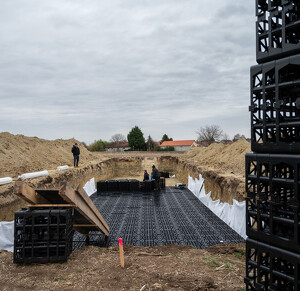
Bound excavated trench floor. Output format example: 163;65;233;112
73;187;244;249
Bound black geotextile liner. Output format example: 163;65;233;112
73;187;244;249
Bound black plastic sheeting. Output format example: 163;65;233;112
73;187;244;249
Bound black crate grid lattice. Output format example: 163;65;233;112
246;152;300;253
256;0;300;63
250;55;300;153
14;207;73;263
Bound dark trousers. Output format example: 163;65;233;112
74;155;79;167
154;178;160;190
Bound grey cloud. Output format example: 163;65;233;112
0;0;255;143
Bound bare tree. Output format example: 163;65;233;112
233;133;246;141
196;125;223;145
146;135;155;151
222;133;230;141
110;133;127;143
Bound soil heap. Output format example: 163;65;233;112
0;132;100;177
184;138;251;176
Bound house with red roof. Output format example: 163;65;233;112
160;140;196;151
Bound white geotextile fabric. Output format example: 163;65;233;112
188;175;246;239
57;165;69;171
18;170;48;180
0;221;14;252
83;177;96;196
0;177;13;185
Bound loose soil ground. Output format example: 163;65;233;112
0;243;246;290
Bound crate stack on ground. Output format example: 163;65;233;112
97;178;166;194
13;181;110;264
245;1;300;289
14;207;73;263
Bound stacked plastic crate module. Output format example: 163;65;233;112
246;1;300;290
14;208;73;263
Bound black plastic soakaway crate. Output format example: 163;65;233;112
246;152;300;205
250;55;300;153
246;152;300;253
245;238;300;291
256;0;300;63
140;180;154;192
14;207;73;263
97;180;108;193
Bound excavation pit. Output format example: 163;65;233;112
73;186;244;250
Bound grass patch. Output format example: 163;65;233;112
211;259;221;266
204;258;221;267
234;252;243;259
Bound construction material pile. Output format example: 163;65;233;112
245;1;300;289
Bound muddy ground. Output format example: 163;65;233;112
0;243;246;291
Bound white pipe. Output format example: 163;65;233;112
18;170;48;180
0;177;13;185
57;165;69;171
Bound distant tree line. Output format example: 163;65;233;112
85;124;248;152
86;126;175;152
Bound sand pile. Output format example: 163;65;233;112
184;138;251;176
0;132;101;177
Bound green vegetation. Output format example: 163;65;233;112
161;133;173;143
87;139;109;152
204;258;221;266
157;146;175;151
234;252;243;259
127;126;146;150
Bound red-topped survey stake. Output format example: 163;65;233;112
119;238;124;267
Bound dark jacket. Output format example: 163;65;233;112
143;172;149;181
72;145;80;156
152;167;160;180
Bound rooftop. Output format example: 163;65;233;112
160;140;195;147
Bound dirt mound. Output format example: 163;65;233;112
0;132;101;177
184;138;251;176
0;243;245;290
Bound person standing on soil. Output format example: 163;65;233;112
71;143;80;167
143;170;149;181
151;165;160;190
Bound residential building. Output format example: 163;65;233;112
160;140;196;151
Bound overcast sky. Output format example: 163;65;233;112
0;1;255;144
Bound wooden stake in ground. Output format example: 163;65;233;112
119;238;124;268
